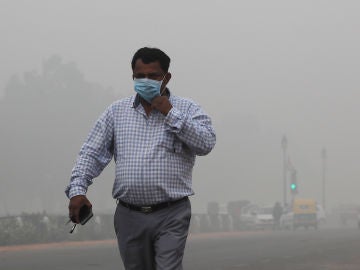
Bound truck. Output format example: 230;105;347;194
281;198;318;230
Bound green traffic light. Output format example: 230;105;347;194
290;183;297;190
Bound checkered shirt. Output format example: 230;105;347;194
65;92;216;205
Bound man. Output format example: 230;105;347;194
65;47;216;270
272;201;283;230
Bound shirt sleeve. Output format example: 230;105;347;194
65;106;114;198
164;102;216;156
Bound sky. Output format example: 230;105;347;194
1;0;360;215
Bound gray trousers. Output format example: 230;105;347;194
114;198;191;270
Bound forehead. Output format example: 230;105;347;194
133;59;163;74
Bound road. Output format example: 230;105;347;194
1;228;360;270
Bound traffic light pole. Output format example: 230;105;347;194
289;169;298;209
322;148;327;210
290;169;298;195
281;136;288;207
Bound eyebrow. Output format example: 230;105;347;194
134;72;162;76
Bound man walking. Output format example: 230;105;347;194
65;47;216;269
272;202;283;230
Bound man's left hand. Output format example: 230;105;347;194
151;96;172;115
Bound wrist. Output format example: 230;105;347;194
162;104;173;116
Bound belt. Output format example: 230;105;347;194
117;197;188;213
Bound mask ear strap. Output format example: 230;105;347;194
160;73;168;96
160;87;167;96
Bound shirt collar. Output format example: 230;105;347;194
132;88;171;108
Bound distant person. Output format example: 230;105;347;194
272;202;283;230
65;47;216;269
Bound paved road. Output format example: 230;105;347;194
1;228;360;269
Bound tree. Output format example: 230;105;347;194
0;55;118;215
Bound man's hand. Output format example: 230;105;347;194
68;195;92;224
151;96;172;115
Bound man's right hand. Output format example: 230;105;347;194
68;195;92;224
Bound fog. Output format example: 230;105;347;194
1;0;360;216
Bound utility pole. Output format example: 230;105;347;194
281;135;288;207
321;148;327;210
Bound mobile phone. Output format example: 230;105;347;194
68;205;93;233
79;204;93;225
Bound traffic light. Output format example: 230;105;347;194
290;170;298;194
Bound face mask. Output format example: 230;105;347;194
134;74;166;103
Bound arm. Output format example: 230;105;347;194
65;106;114;221
152;95;216;156
164;102;216;156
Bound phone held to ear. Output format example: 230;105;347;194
67;205;93;234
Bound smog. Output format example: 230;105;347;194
1;1;360;269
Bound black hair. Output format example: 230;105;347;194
131;47;170;72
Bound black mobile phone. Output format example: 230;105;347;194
79;204;93;225
68;205;93;233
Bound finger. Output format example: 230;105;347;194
68;204;75;222
69;204;81;224
73;205;81;224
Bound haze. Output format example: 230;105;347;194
1;0;359;216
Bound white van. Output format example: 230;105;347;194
316;204;326;225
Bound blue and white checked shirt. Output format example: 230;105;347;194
65;91;216;205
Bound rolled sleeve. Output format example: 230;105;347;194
165;103;216;156
164;107;185;131
65;180;88;199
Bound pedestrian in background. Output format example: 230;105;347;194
65;47;216;270
273;202;283;230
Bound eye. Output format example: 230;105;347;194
133;74;145;79
148;73;163;80
133;73;164;80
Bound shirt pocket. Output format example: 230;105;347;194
155;130;186;153
173;140;184;153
